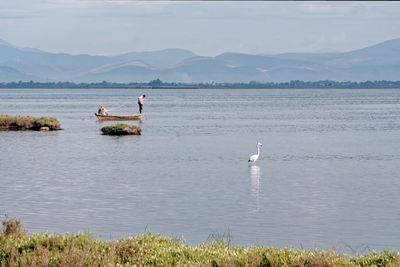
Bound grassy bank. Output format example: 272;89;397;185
0;114;61;131
101;124;141;135
0;220;398;267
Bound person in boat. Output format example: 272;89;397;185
97;105;108;116
137;94;146;114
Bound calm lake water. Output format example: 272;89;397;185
1;88;400;251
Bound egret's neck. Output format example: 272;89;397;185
257;145;260;155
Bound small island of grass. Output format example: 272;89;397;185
0;114;61;131
101;124;141;135
0;220;399;267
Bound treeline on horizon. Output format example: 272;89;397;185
1;79;400;89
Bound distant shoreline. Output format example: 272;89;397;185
1;79;400;89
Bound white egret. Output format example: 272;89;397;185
248;142;262;163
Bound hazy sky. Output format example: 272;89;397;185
1;1;400;56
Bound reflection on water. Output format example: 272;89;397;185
249;165;261;211
249;165;261;196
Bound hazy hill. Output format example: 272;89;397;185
0;42;116;81
0;38;399;83
0;66;39;82
113;48;197;69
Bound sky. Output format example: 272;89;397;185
0;1;400;56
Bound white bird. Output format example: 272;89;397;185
248;142;262;163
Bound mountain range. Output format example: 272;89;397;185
0;38;399;83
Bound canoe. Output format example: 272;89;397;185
95;113;143;121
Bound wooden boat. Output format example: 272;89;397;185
95;113;143;121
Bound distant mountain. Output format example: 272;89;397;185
113;48;197;69
0;66;39;82
0;42;116;81
0;38;400;83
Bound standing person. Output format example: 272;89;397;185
137;94;146;114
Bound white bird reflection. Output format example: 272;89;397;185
249;165;261;210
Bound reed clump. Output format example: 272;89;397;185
101;124;141;135
0;220;399;267
0;114;61;131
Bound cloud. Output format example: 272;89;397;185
35;0;172;10
0;13;40;19
295;2;366;16
0;1;399;56
0;0;175;22
31;0;174;19
294;2;400;20
0;1;40;19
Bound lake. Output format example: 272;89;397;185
0;88;399;252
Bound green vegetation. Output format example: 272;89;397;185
101;124;141;135
0;114;61;131
0;220;399;267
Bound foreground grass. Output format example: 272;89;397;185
101;124;141;135
0;220;399;267
0;114;61;131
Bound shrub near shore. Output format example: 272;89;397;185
101;124;141;135
0;114;61;131
0;220;399;267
